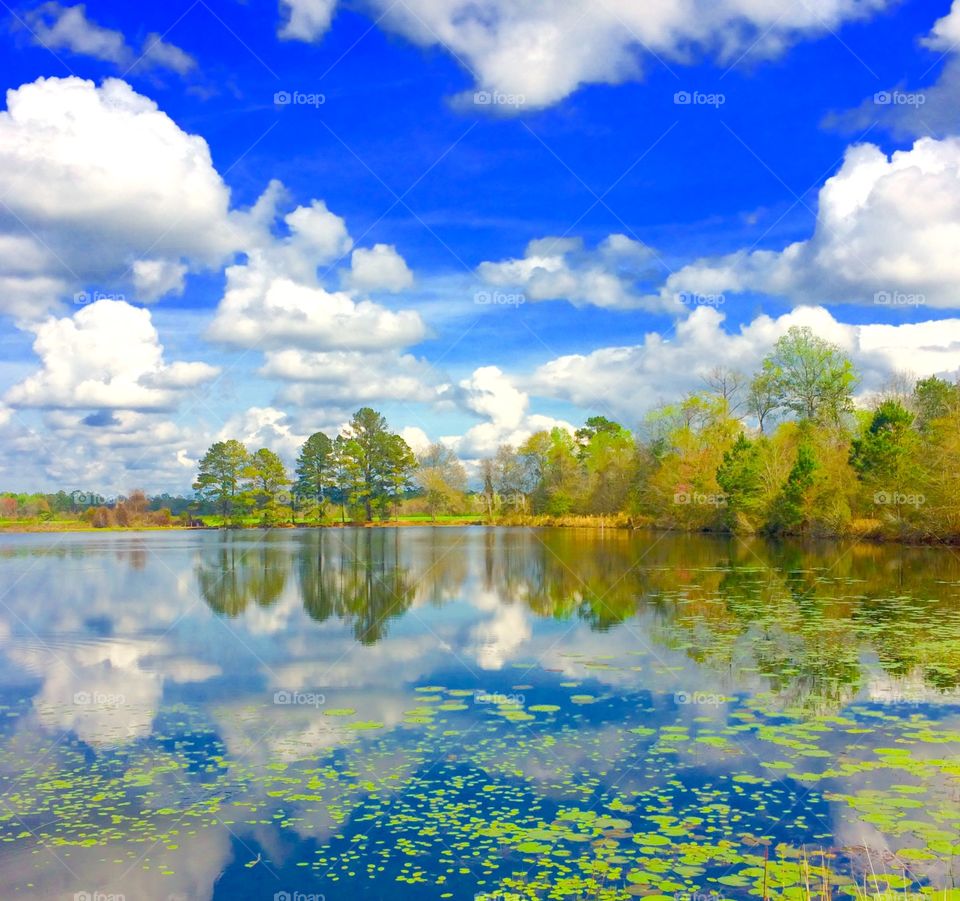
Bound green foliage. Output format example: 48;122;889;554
912;375;960;432
767;442;818;534
193;440;250;523
761;325;857;425
715;433;764;531
415;443;468;519
295;431;335;522
243;448;290;526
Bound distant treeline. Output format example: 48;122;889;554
0;489;198;526
5;327;960;540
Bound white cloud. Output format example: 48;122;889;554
478;234;662;310
268;350;441;407
25;5;197;75
661;138;960;309
530;305;960;424
346;244;414;293
216;406;307;459
280;0;892;109
26;3;130;64
279;0;338;41
449;365;574;457
132;259;187;302
923;0;960;51
399;426;431;455
137;33;197;75
0;76;240;318
208;274;427;352
5;299;219;411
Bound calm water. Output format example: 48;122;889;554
0;527;958;900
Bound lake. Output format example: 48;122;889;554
0;527;958;900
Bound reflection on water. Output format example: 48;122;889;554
0;528;957;899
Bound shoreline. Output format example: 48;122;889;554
1;517;959;547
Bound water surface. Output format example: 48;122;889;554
0;528;958;899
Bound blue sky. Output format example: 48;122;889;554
1;0;959;492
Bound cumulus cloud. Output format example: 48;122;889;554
346;243;414;293
204;188;437;412
661;137;960;309
449;365;574;457
531;305;960;424
5;299;219;411
0;76;240;317
206;195;427;355
279;0;892;109
208;275;427;352
478;234;661;310
215;406;308;460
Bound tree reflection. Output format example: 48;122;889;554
297;529;417;644
196;533;288;616
195;526;960;708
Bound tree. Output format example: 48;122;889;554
330;435;352;524
767;442;818;534
702;366;746;415
337;408;413;521
416;443;468;519
747;371;779;434
479;458;496;517
243;448;290;525
715;433;764;531
295;431;335;523
381;433;417;519
913;376;960;432
492;444;530;511
342;408;393;521
193;440;250;524
760;326;857;425
579;419;636;513
850;400;924;523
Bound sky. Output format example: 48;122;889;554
0;0;959;493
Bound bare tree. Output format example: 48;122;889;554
702;366;746;415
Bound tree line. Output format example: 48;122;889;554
190;327;960;541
